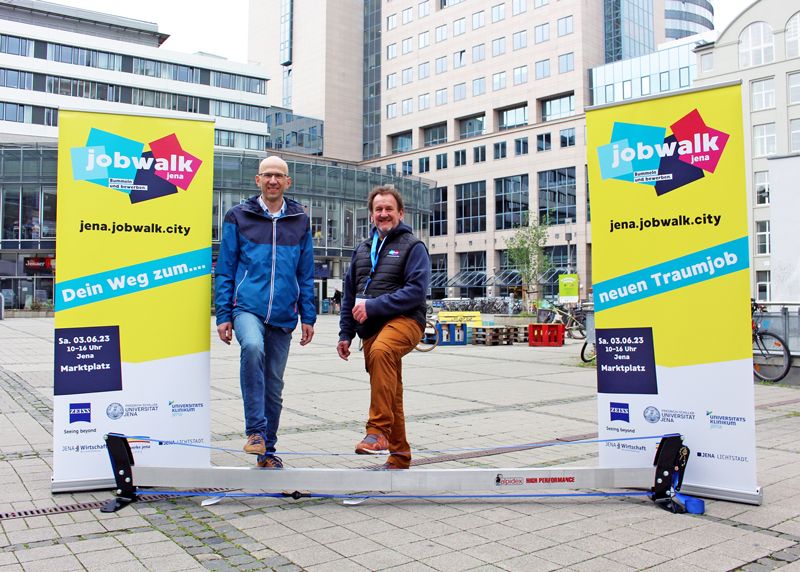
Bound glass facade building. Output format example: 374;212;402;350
604;0;656;63
0;144;431;310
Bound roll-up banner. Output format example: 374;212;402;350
586;83;760;504
53;111;214;492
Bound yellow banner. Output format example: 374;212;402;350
438;311;483;326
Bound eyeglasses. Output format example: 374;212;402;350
258;172;287;180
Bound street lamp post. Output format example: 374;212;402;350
565;218;573;274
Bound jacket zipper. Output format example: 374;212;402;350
233;270;248;304
265;218;277;323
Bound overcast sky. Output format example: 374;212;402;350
45;0;752;64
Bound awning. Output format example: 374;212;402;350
430;272;449;288
445;270;488;287
486;269;522;286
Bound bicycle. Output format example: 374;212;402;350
752;300;792;382
416;318;440;352
542;304;587;339
580;341;596;362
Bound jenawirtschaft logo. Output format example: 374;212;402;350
597;109;729;196
610;402;630;423
71;128;202;204
69;403;91;423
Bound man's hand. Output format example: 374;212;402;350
217;322;233;345
300;323;315;346
352;299;368;324
337;339;351;361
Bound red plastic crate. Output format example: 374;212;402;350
528;323;565;347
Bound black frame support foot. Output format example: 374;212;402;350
650;433;690;513
102;433;139;512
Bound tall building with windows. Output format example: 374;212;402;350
694;0;800;301
251;0;683;301
665;0;714;40
0;0;431;310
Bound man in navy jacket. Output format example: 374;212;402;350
337;186;430;469
215;156;316;469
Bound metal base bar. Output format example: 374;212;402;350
679;483;763;506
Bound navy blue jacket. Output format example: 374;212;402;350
339;223;430;341
215;195;316;329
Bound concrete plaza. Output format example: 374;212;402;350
1;315;800;571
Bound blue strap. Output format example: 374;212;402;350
362;231;386;295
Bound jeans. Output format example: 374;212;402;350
234;311;292;453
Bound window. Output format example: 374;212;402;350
453;50;466;68
402;67;413;84
419;61;430;79
557;15;573;36
496;175;529;230
386;164;397;175
436;25;448;42
535;23;550;44
0;69;33;90
534;0;548;6
387;73;397;89
660;71;670;91
541;94;575;121
560;127;576;147
700;52;713;72
492;71;506;91
472;44;486;62
535;59;550;79
754;171;769;205
391;131;413;153
558;52;574;73
2;34;33;57
386;102;397;118
499;104;527;129
387;14;397;29
494;141;507;159
792;118;800;152
641;76;651;96
454;82;466;101
456;181;487;233
402;98;413;115
623;79;632;99
513;65;528;85
436;152;448;169
492;4;505;23
473;10;485;29
402;37;413;55
790;72;800;104
436;56;447;74
457;251;487;298
456;116;483;140
756;220;770;254
513;30;527;50
454;149;467;166
419;31;430;48
473;76;486;96
539;167;576;225
454;17;466;36
753;123;776;157
756;270;771;301
474;145;486;163
512;0;527;16
402;160;413;175
430;186;447;236
492;37;506;56
419;0;430;18
419;156;430;173
788;12;800;58
515;137;529;155
425;123;448;146
402;7;413;24
419;93;430;110
387;43;397;59
739;22;774;68
537;133;551;151
436;88;448;105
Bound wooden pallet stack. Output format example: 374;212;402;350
471;325;514;346
505;325;529;343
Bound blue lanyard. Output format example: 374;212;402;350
362;232;386;295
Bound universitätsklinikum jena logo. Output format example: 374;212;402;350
597;109;729;196
70;128;202;204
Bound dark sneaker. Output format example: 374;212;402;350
370;460;406;470
355;433;389;454
244;433;266;455
257;455;284;469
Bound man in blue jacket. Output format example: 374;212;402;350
215;156;316;469
337;186;430;470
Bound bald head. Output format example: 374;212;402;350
259;155;289;176
255;155;292;210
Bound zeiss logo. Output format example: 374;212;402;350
610;402;630;423
69;403;91;424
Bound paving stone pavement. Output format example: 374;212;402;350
1;315;800;571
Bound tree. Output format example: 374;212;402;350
506;215;551;307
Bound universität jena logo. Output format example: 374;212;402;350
70;128;202;204
597;109;729;196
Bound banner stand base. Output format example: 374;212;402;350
101;433;694;513
679;482;762;506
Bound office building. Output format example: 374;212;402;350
665;0;714;41
694;0;800;301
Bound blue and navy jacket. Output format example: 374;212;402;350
215;195;316;329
